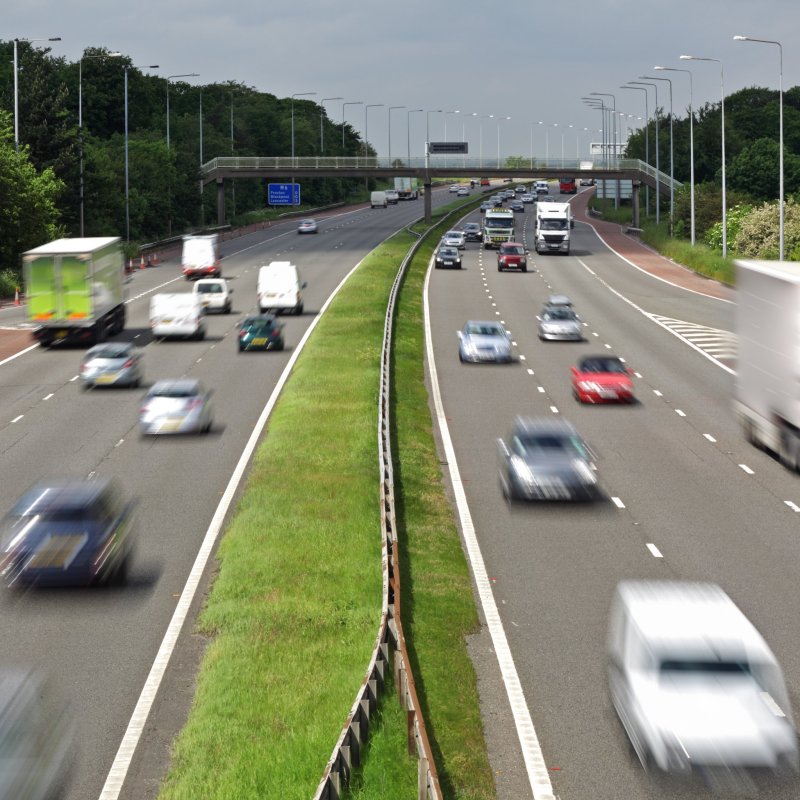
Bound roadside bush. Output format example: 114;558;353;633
734;199;800;260
706;203;752;251
0;269;20;298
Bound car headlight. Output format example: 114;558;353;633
510;455;534;484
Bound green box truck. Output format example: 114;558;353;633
22;237;126;347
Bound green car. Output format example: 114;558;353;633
238;315;285;352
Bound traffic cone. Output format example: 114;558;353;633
127;258;133;273
14;287;20;305
140;255;146;270
152;251;160;266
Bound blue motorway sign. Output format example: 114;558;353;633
268;183;301;205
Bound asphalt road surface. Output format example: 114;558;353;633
0;187;459;800
427;188;800;799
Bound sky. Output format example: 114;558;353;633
5;0;800;162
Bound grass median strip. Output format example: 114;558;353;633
158;233;418;799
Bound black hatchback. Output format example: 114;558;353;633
238;315;285;352
463;222;482;241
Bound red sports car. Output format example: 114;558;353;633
571;355;635;404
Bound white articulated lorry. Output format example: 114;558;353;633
534;202;572;255
735;259;800;470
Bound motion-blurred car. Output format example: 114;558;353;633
448;184;461;193
502;189;515;199
0;477;134;587
442;230;466;250
537;195;557;203
434;247;462;270
458;320;513;363
139;379;213;435
479;201;494;213
537;305;583;341
463;222;482;241
497;242;528;272
510;200;525;213
515;185;526;193
546;293;572;307
521;193;535;204
297;219;318;234
193;278;233;314
238;315;285;352
457;187;469;197
0;669;73;799
571;355;635;403
608;580;799;776
497;417;599;501
79;342;142;389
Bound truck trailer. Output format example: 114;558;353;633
534;202;572;255
23;237;126;347
394;177;419;200
734;259;800;470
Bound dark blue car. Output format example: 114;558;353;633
0;478;134;587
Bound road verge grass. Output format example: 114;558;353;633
157;232;417;799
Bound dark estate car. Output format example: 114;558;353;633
434;246;462;269
238;315;285;352
0;478;135;587
463;222;482;241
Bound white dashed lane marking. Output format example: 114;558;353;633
611;497;625;509
647;543;663;558
739;464;755;475
785;501;800;513
703;434;717;442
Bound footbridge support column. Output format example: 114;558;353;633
424;182;432;224
216;179;226;226
632;181;641;229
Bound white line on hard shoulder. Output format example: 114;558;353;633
43;393;53;401
703;433;717;442
647;543;663;558
784;501;800;513
611;496;625;509
739;464;755;475
0;343;39;366
11;415;23;423
422;259;556;800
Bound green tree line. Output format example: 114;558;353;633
0;41;371;276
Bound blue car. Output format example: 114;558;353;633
0;478;134;587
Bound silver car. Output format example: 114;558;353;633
442;230;466;250
139;379;213;435
497;417;599;501
297;219;318;234
458;321;513;363
537;305;583;341
79;342;142;389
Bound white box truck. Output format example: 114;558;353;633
734;259;800;469
181;234;221;280
23;237;126;347
534;202;572;255
394;177;419;200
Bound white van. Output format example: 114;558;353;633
150;293;206;340
534;180;549;195
370;191;388;209
607;580;798;776
257;262;306;315
193;278;233;314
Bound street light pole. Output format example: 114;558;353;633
642;75;673;230
629;82;660;222
319;96;342;155
590;93;619;208
364;103;384;161
496;116;510;166
406;108;422;166
426;109;443;170
479;115;493;169
734;35;783;260
13;36;61;151
79;50;122;236
342;101;363;150
681;55;726;256
124;63;159;243
291;91;316;207
388;105;406;166
621;85;650;217
166;73;199;150
655;66;694;244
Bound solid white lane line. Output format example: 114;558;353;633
675;409;686;417
0;343;38;366
11;415;23;423
784;501;800;513
98;252;374;800
739;464;755;475
647;543;663;558
422;261;556;800
43;393;54;401
611;496;625;509
703;434;717;442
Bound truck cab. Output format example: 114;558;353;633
559;177;577;194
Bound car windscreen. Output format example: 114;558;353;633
517;434;588;459
500;246;525;255
580;359;626;374
243;321;277;335
540;219;567;230
196;284;222;293
438;249;458;258
543;308;577;320
485;218;513;228
88;345;131;359
149;385;200;399
466;324;502;336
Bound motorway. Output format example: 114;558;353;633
427;188;800;798
0;188;455;800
